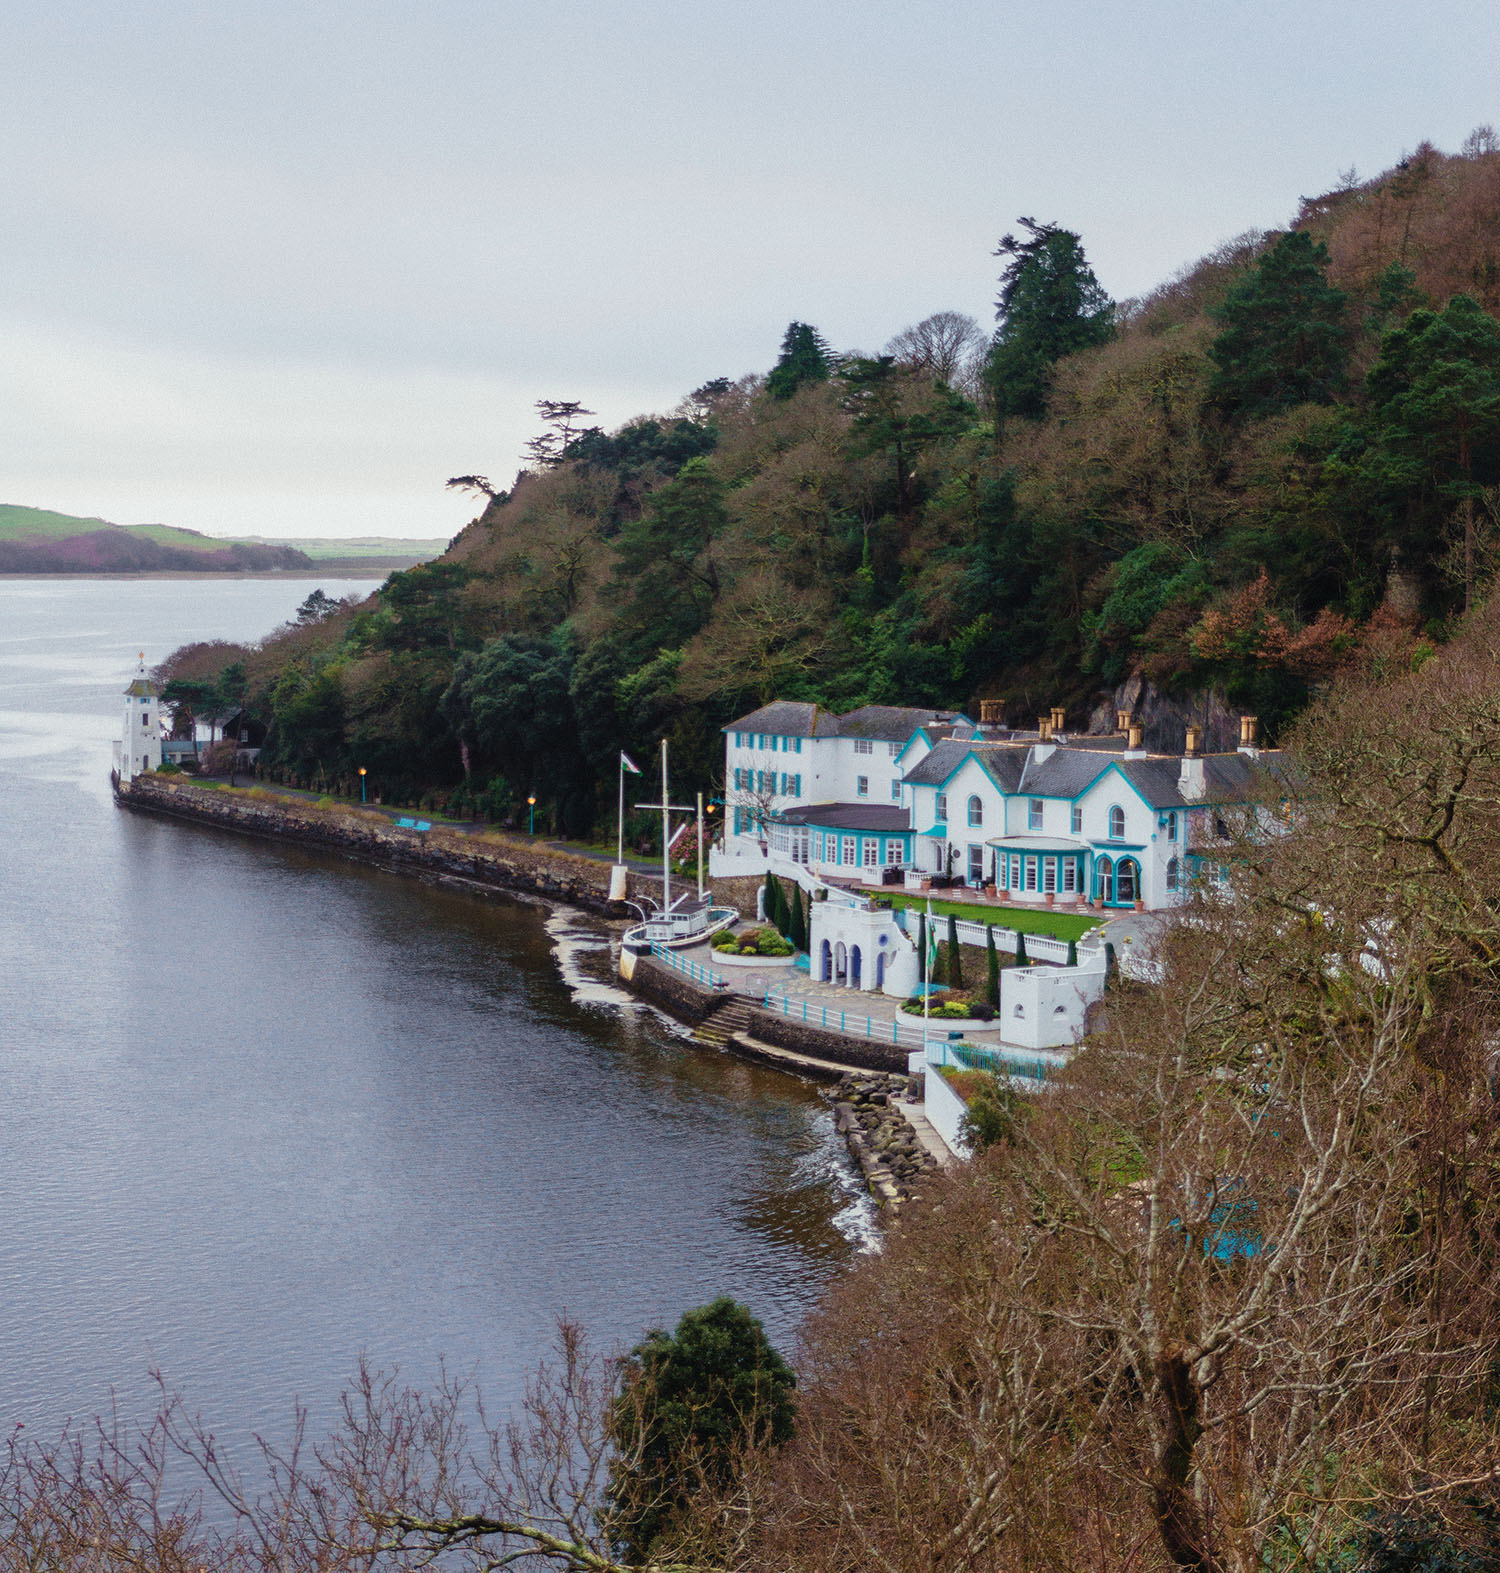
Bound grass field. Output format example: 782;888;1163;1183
0;504;444;563
883;892;1100;941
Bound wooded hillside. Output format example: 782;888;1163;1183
174;133;1500;834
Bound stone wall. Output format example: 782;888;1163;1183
708;873;764;919
744;1008;912;1074
625;956;729;1023
117;776;633;918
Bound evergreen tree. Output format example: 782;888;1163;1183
985;924;1000;1008
1014;929;1029;966
917;913;928;990
788;884;808;952
763;873;786;934
604;1298;796;1564
1209;230;1349;419
947;912;963;989
987;219;1114;429
765;321;833;400
1367;294;1500;611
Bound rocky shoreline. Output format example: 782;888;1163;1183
826;1071;945;1209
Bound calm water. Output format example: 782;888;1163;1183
0;578;862;1462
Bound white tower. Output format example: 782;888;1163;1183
118;653;162;783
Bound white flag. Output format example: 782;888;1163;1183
620;751;641;774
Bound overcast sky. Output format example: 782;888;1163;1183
5;1;1499;541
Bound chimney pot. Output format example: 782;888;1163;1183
1116;708;1131;732
1038;716;1052;741
1240;714;1258;746
979;698;1002;725
1184;724;1202;757
1050;705;1066;732
1128;724;1144;750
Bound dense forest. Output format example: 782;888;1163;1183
163;132;1500;836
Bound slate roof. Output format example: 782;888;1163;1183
1117;759;1189;808
903;740;1029;790
722;700;835;737
836;704;965;740
1018;748;1117;798
124;678;159;697
777;803;913;832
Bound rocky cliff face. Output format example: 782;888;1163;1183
1087;673;1243;754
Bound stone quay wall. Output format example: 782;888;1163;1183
116;776;634;918
624;954;728;1024
745;1010;912;1075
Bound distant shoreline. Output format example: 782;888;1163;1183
0;569;393;582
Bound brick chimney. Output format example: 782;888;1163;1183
979;698;1002;725
1180;725;1205;800
1050;705;1066;734
1033;716;1057;764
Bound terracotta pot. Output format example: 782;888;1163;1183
1045;892;1055;906
984;884;998;898
1134;899;1145;911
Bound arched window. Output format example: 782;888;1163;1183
1108;805;1126;839
967;794;983;827
1166;855;1180;892
1117;859;1138;903
1166;811;1178;840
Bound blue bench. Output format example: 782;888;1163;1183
394;817;432;832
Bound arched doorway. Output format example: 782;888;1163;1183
1097;856;1114;906
819;939;832;982
850;945;862;989
875;950;886;991
834;941;847;984
1116;857;1140;905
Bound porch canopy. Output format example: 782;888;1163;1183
985;834;1085;854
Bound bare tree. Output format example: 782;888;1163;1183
884;311;986;389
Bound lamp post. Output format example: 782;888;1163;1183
528;794;537;836
358;766;367;803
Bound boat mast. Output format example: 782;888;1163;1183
660;737;670;915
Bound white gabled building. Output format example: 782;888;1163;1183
114;655;162;784
713;701;969;879
713;697;1282;915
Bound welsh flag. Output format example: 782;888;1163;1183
620;751;641;774
926;898;939;974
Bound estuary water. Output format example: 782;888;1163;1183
0;577;862;1462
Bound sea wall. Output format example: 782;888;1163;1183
116;776;634;917
624;954;728;1023
746;1011;912;1074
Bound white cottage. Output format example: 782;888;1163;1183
114;655;162;784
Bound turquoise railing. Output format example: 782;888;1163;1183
649;943;724;988
932;1039;1050;1083
758;989;938;1049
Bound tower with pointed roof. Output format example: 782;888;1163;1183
118;653;162;783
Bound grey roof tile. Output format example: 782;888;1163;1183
777;803;912;831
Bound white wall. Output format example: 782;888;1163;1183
998;951;1106;1050
807;898;918;995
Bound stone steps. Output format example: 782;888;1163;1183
693;998;755;1046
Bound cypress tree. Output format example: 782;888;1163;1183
985;924;1000;1008
917;913;928;990
1015;929;1029;966
788;884;808;952
763;874;785;933
947;912;963;990
1067;938;1078;968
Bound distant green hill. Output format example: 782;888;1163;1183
0;505;447;573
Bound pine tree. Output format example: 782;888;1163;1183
765;322;833;401
1209;230;1349;419
947;912;963;990
985;925;1000;1008
987;219;1114;430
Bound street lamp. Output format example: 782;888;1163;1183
528;794;537;835
358;766;367;803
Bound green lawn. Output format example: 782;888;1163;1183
882;892;1100;942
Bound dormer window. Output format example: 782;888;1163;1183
1109;805;1126;840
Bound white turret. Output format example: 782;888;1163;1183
117;653;162;783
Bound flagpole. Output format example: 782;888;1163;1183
660;737;671;915
923;896;933;1058
696;790;704;902
618;753;626;866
